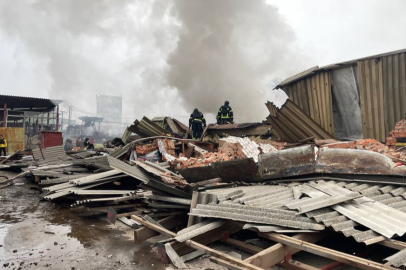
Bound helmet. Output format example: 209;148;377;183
224;101;229;105
193;108;198;112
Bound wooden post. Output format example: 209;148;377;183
3;103;7;127
56;105;59;131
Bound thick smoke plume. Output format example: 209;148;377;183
167;0;302;122
0;0;305;124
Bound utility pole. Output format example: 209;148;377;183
60;111;65;131
68;106;73;127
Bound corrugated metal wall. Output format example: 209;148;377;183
357;59;386;142
283;71;334;136
382;53;406;135
0;127;25;153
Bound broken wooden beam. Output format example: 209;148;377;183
131;215;263;270
261;233;396;270
244;232;326;269
132;214;182;244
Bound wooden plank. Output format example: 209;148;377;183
133;214;182;244
172;221;242;256
227;238;321;270
131;215;263;270
225;238;264;254
262;233;396;270
280;260;321;270
378;239;406;251
244;232;326;269
210;257;247;270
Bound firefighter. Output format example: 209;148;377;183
189;108;206;139
0;134;7;156
216;101;233;124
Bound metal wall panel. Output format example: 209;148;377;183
0;127;25;153
357;59;386;141
266;100;334;143
383;53;406;135
284;71;334;136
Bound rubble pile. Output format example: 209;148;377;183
3;115;406;270
387;118;406;146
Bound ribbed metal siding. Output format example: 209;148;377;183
266;100;333;143
0;127;25;153
382;53;406;136
357;59;386;142
284;71;334;135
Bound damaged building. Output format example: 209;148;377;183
274;48;406;142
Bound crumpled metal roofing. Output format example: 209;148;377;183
129;116;169;137
385;249;406;267
175;220;225;242
265;99;334;143
190;203;325;230
33;146;69;162
202;181;406;245
107;156;153;183
308;181;406;238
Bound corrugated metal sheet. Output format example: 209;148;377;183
357;58;386;141
32;145;68;161
383;52;406;135
130;116;169;137
266;99;333;143
283;72;334;135
190;203;325;230
284;192;361;213
69;170;122;186
277;48;406;142
385;249;406;267
175;220;225;242
107;156;152;183
309;181;406;238
0;127;25;153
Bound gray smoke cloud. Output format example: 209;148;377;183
167;0;302;121
0;0;304;125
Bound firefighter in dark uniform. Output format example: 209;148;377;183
189;108;206;139
0;134;7;156
216;101;233;124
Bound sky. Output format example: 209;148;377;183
1;0;405;125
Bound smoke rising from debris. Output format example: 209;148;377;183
167;0;301;121
0;0;304;123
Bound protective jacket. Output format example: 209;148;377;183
189;111;206;126
0;138;7;148
216;105;233;122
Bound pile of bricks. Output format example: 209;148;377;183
135;141;158;155
322;139;388;154
386;118;406;146
173;149;246;169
